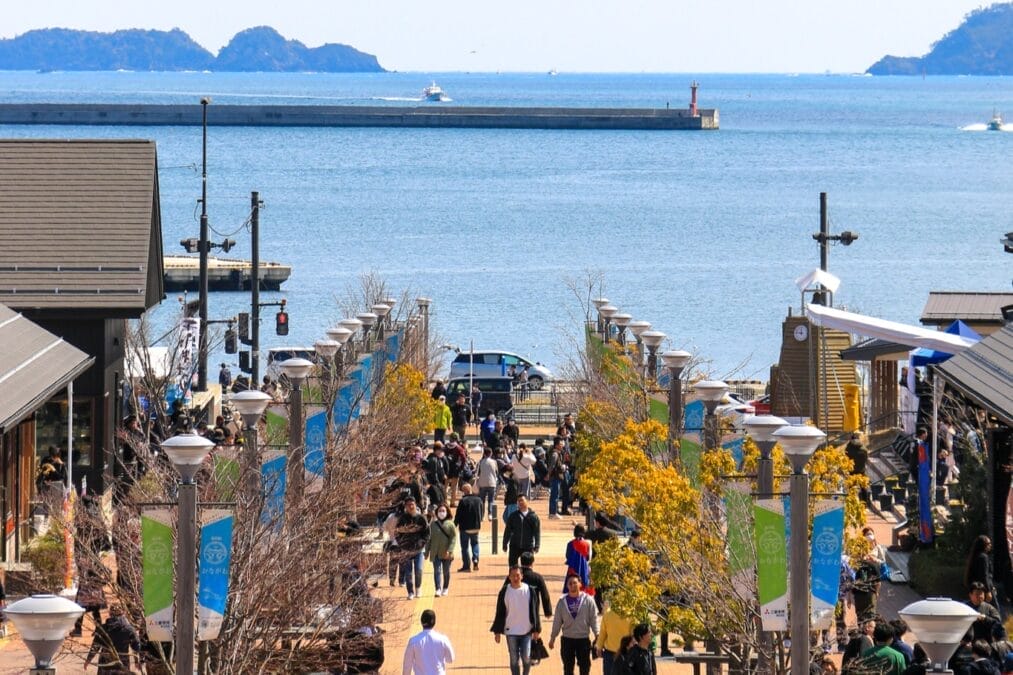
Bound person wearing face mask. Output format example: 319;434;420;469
426;504;458;597
863;526;889;578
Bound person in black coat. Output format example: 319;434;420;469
396;499;430;599
503;495;540;567
515;551;553;618
454;484;484;572
84;605;141;673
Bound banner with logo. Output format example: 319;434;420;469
725;481;754;597
385;330;402;362
198;509;234;641
681;400;705;485
333;380;360;429
142;508;175;642
810;500;845;629
755;498;788;631
305;409;327;492
261;449;287;528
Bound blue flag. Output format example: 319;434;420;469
198;510;234;640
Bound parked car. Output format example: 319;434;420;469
265;346;317;380
448;350;553;389
715;392;755;431
749;394;771;415
446;376;514;417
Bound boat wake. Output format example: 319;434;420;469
371;96;423;102
961;123;1013;131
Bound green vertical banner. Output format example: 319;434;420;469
212;449;239;502
198;509;234;641
142;508;175;642
755;498;788;631
724;481;754;598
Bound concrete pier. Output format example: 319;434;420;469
0;103;719;130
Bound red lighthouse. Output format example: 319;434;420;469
690;81;699;117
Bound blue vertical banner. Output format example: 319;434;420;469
261;450;286;528
359;354;374;403
305;410;327;491
333;380;359;429
917;440;934;543
723;437;745;469
198;510;234;641
385;330;402;362
809;500;845;630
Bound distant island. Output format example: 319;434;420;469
868;3;1013;75
0;26;385;72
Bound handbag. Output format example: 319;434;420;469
531;637;550;661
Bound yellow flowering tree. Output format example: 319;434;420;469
371;362;439;440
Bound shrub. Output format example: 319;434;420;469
908;545;965;598
21;526;66;592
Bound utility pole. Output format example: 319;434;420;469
251;191;262;385
810;192;859;306
197;96;211;391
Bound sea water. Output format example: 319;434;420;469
0;71;1009;378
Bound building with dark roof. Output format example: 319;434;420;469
0;139;164;500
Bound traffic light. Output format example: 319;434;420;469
276;310;289;336
237;312;250;343
224;325;237;354
239;350;251;373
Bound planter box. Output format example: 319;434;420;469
878;494;894;511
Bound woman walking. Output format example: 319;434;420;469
427;504;458;597
549;575;600;675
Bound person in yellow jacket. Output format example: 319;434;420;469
594;598;632;675
433;395;452;443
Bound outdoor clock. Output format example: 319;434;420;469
793;324;809;342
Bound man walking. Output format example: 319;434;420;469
450;394;472;441
455;483;484;572
627;623;656;675
477;447;499;517
503;495;541;567
433;395;452;443
518;551;553;619
403;609;455;675
396;499;430;599
492;566;542;675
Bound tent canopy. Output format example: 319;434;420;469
910;320;981;367
805;304;977;354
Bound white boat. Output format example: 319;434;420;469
548;68;558;76
988;110;1004;131
422;82;450;102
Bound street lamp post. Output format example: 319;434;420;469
356;312;378;353
693;380;729;450
612;313;632;347
742;414;787;675
197;97;211;392
229;389;272;504
598;305;618;343
326;326;354;381
772;424;826;675
627;320;651;348
279;357;315;514
417;297;432;372
743;415;788;497
639;331;667;380
5;594;84;674
592;297;610;335
338;318;364;359
899;598;979;672
160;432;216;675
661;350;692;465
371;303;391;341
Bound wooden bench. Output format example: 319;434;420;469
672;652;731;675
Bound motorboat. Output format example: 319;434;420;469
988;110;1004;131
422;82;450;102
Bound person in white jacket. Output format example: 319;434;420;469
403;609;455;675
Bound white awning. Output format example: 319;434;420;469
805;304;976;354
795;268;841;294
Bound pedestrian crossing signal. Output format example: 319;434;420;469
276;311;289;336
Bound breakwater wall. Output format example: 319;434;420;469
0;103;719;130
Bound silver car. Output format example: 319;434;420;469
448;350;553;390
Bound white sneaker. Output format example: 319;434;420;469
549;514;561;519
442;588;449;596
407;592;414;600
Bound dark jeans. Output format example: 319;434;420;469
561;636;592;675
479;486;496;517
435;428;447;443
460;530;480;569
432;557;451;591
399;551;424;595
602;650;616;675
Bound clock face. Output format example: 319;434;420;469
793;324;809;342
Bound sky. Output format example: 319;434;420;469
1;1;997;73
